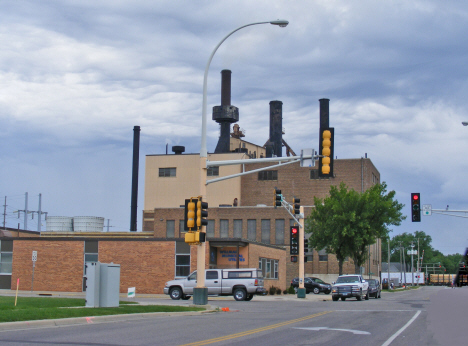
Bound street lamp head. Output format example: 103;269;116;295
462;121;468;126
270;20;289;27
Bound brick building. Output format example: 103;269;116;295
143;154;382;289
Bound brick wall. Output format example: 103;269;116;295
248;243;286;292
12;239;83;292
240;158;379;207
99;240;175;294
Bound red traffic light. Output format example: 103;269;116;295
413;194;419;201
291;227;298;234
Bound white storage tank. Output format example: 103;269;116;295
73;216;105;232
46;216;73;232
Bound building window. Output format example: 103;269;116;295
220;219;229;238
166;220;175;238
372;173;379;184
247;219;256;241
261;219;270;244
0;240;13;274
175;241;190;278
258;170;277;181
206;220;215;237
318;248;328;261
259;257;279;279
310;170;319;179
159;167;176;177
233;219;243;238
179;220;185;237
275;219;284;245
207;166;219;176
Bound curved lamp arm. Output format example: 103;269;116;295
200;20;289;157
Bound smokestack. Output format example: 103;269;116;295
130;126;140;232
319;98;330;129
268;100;283;157
221;69;231;106
213;70;239;153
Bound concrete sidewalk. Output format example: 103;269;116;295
1;289;332;302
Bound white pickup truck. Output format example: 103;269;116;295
163;268;266;301
331;274;369;301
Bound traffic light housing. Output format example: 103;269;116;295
274;188;282;208
185;231;206;245
411;193;421;222
184;198;197;231
196;197;208;229
290;226;299;255
293;197;300;215
304;238;309;253
291;256;298;263
319;128;334;177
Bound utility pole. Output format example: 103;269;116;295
399;241;403;286
29;194;47;232
387;240;390;288
2;196;6;230
37;193;42;232
24;192;28;230
410;242;415;287
403;246;407;287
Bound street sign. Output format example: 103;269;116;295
32;251;37;262
422;204;432;216
300;148;315;167
407;250;417;255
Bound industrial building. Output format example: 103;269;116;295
1;70;382;294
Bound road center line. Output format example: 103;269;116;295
179;311;332;346
381;310;421;346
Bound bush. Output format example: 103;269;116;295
276;288;282;295
268;286;277;295
283;290;288;294
287;285;296;294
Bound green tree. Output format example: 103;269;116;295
348;182;405;273
306;182;405;275
381;231;463;274
305;183;360;275
382;231;434;266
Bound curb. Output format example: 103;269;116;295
0;309;218;332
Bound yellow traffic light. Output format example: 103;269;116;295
319;128;334;177
185;231;196;244
187;199;196;229
196;197;208;228
321;130;331;175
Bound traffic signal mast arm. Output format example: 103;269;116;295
280;198;304;226
205;152;317;185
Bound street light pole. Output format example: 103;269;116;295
194;20;289;305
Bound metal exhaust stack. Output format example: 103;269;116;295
268;100;283;158
213;70;239;153
130;125;140;232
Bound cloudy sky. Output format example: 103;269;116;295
2;1;467;255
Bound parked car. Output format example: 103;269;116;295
367;279;381;298
291;277;332;294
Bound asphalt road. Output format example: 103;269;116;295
0;286;466;345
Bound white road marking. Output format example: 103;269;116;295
294;327;370;335
381;310;421;346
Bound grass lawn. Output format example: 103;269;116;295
0;296;205;323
